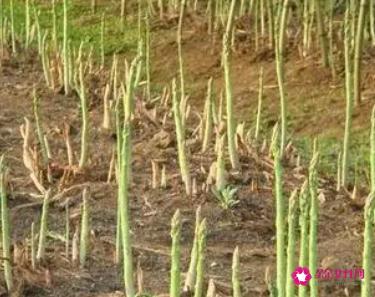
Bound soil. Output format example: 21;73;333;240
151;14;375;139
0;11;373;297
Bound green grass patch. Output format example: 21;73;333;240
2;0;139;58
294;131;371;186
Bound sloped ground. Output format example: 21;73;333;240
0;45;370;297
149;13;375;181
151;13;375;139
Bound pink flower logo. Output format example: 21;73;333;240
291;267;312;286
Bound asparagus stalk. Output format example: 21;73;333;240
260;0;265;40
34;7;42;55
223;0;240;170
10;0;16;54
72;227;79;265
115;196;121;265
41;30;51;88
308;152;319;297
102;84;111;130
161;164;167;188
362;106;375;296
202;78;214;153
52;0;58;51
285;189;298;297
145;12;151;101
33;89;49;166
100;13;105;68
172;78;191;195
298;180;309;297
79;187;90;268
63;0;70;95
254;0;259;51
119;122;135;297
232;247;241;297
151;160;159;189
31;222;36;270
118;58;140;297
275;0;289;154
315;0;330;67
170;210;182;297
254;67;264;142
370;0;375;45
266;0;275;49
78;47;89;169
194;219;207;297
361;193;375;297
184;206;202;291
371;106;375;191
337;151;342;191
206;279;216;297
177;0;187;124
342;0;354;187
272;126;286;297
65;204;70;258
353;0;369;105
361;107;375;293
25;0;30;48
302;0;310;57
328;0;336;78
0;157;13;291
115;93;123;266
44;135;52;160
215;134;227;191
37;189;52;261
